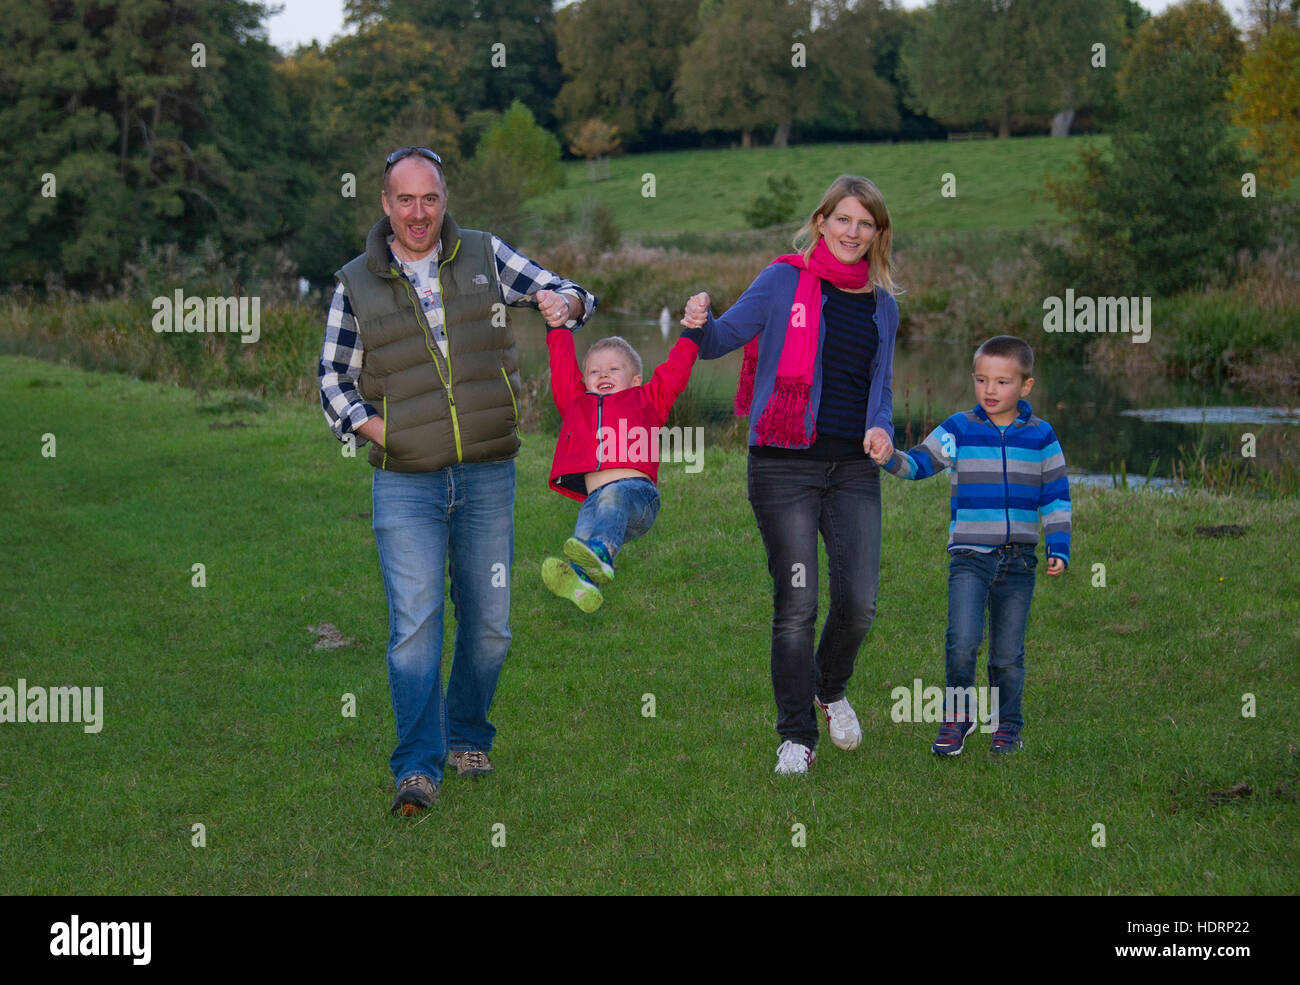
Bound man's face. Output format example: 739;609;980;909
584;348;641;395
382;157;446;261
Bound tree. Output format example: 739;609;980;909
473;101;564;201
1232;18;1300;187
1044;0;1259;295
900;0;1127;137
0;0;304;289
555;0;698;150
674;0;816;147
344;0;562;128
800;0;900;139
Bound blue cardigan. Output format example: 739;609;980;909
697;263;898;447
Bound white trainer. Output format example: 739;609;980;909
774;740;817;774
815;696;862;751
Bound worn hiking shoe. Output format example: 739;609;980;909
774;740;817;775
990;727;1024;756
390;774;438;816
448;749;494;778
563;537;615;584
815;695;862;751
932;717;978;757
542;558;603;612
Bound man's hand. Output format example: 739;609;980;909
864;426;893;465
681;292;710;328
355;416;385;448
536;289;576;328
1046;557;1065;576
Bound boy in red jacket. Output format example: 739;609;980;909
543;321;704;611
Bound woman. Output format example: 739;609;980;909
682;174;899;774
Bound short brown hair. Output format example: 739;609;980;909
974;335;1034;377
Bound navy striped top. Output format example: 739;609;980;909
752;283;879;460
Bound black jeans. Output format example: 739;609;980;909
747;454;882;748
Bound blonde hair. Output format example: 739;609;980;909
793;175;899;295
583;335;642;378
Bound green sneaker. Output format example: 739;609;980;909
563;537;615;584
542;557;603;612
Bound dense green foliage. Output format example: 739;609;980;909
1045;0;1264;295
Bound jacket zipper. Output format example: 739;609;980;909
381;395;388;471
393;240;464;462
595;394;604;467
501;367;517;425
999;422;1010;543
435;244;462;461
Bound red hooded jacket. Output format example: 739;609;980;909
547;329;701;501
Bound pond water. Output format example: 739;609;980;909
516;312;1298;480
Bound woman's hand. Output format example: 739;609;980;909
681;292;710;328
864;427;893;465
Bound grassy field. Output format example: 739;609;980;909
3;354;1297;895
529;135;1109;237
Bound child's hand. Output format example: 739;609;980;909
681;292;710;328
864;426;893;465
1046;557;1065;576
536;290;574;328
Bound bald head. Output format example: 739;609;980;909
382;154;446;199
382;156;449;261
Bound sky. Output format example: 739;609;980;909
264;0;1250;54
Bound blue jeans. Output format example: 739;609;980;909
747;455;882;748
945;544;1037;731
371;460;515;786
573;477;660;560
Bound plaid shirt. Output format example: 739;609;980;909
319;234;597;444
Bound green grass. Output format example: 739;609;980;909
528;135;1109;237
2;354;1298;894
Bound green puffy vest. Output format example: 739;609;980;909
336;214;521;473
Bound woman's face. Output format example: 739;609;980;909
815;196;877;265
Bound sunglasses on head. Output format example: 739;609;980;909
385;147;443;171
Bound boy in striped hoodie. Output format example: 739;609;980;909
870;336;1070;756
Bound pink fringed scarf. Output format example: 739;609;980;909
734;238;870;446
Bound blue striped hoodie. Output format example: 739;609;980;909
885;399;1071;564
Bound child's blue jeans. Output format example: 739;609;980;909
574;477;660;560
945;543;1037;732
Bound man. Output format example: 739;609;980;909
318;146;596;816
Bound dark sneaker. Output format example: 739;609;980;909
448;749;494;778
390;774;438;816
932;717;977;757
542;557;603;612
563;537;615;584
990;727;1024;756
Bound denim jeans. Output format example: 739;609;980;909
747;455;882;748
945;544;1036;732
371;460;515;786
573;477;660;560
